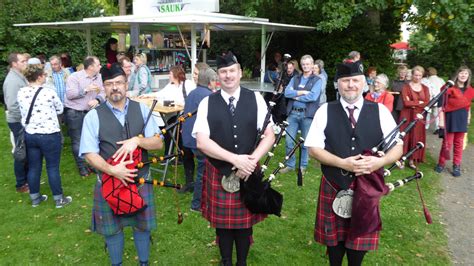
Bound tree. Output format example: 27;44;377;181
407;0;474;77
0;0;115;83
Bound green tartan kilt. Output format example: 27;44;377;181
91;180;157;236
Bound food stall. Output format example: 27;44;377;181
14;1;314;91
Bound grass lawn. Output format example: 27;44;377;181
0;106;450;265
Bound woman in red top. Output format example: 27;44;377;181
365;73;394;112
435;66;474;176
399;66;430;168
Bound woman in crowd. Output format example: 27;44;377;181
365;73;394;112
391;65;409;121
435;66;474;177
366;66;377;91
105;37;118;64
17;64;72;208
399;66;430;168
131;53;153;96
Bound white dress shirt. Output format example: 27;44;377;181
192;86;272;138
305;96;398;149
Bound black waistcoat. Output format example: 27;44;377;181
321;100;382;190
207;88;258;176
96;100;149;178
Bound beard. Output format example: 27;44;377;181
341;92;362;103
109;92;124;102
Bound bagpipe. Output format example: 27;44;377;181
237;100;304;217
101;100;159;216
343;83;455;239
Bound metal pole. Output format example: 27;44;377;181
260;26;266;86
191;24;197;77
86;27;92;56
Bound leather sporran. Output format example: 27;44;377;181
13;128;27;162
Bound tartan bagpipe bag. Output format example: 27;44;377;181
101;148;147;216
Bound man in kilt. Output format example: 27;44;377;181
305;62;402;265
193;52;275;266
79;63;162;265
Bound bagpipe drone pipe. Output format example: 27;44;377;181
101;100;159;216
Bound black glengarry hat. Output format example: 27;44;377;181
101;63;126;82
336;61;364;80
216;51;239;69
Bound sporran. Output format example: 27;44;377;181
332;189;353;218
221;172;240;193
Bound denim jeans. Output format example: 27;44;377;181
285;110;313;169
191;148;205;210
25;132;64;197
8;122;28;188
64;108;87;172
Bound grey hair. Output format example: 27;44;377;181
375;74;389;89
198;68;217;87
300;54;314;64
348;51;360;60
314;59;324;70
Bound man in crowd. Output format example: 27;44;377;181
305;61;402;265
281;55;322;174
47;55;70;104
79;63;162;265
118;56;136;93
182;66;217;210
65;56;105;177
3;52;29;193
193;52;275;265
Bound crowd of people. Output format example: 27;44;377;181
3;47;473;266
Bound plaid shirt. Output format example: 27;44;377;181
314;176;379;251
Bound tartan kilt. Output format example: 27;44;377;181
201;160;267;229
91;177;157;236
314;175;379;251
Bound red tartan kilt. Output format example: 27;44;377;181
201;160;267;229
315;176;379;251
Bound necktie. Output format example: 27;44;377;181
229;96;236;116
346;106;357;128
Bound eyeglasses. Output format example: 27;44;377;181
103;80;126;89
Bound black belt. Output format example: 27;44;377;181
65;107;88;114
292;107;306;112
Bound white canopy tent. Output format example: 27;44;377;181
14;11;314;89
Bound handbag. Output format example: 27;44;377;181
13;87;43;162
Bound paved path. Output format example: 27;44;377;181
425;131;474;265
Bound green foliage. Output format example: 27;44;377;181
407;0;474;78
0;0;113;82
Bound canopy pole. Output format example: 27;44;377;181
191;24;197;76
260;26;266;85
86;27;92;56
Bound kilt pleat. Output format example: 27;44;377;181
92;179;157;236
314;176;379;251
201;160;267;229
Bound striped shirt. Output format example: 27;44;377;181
65;70;105;111
52;70;67;103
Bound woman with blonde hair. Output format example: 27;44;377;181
399;66;430;168
435;66;474;176
130;53;152;96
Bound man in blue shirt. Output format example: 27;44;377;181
79;63;162;265
182;67;217;211
282;55;322;173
